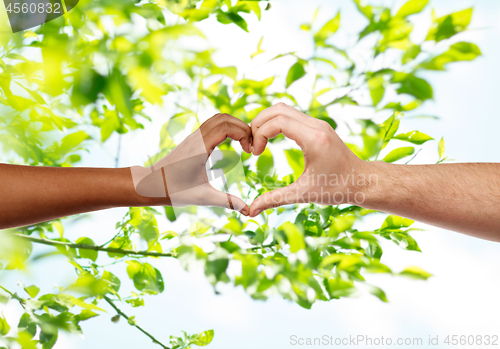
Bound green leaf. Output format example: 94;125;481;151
368;285;388;302
402;44;421;64
24;285;40;298
216;10;248;32
381;215;415;229
392;73;433;101
205;258;229;284
211;150;240;173
367;76;385;106
102;270;121;293
365;240;383;259
128;315;136;326
286;61;306;88
325;278;356;298
388;231;421;251
104;68;133;119
251;37;265;58
395;0;429;18
426;8;473;42
304;220;323;237
314;12;341;46
393;131;434;145
99;110;121;142
330;95;358;106
137;216;159;242
353;0;374;20
6;53;31;63
278;222;305;253
76;237;98;262
71;69;106;107
126;261;164;293
329;215;356;237
382;146;414;163
179;0;217;22
399;266;432;280
284;148;305;179
191;329;215;346
438;137;445;158
222;217;243;235
18;313;36;338
60;131;90;154
78;309;99;321
0;317;9;336
256;147;274;180
381;112;401;149
164;206;177;222
126;297;145;307
220;241;240;253
420;42;481;70
107;236;133;258
246;1;261;20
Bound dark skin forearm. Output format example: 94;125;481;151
0;164;167;229
0;113;252;229
359;162;500;241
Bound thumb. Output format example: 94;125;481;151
249;184;301;217
207;188;250;216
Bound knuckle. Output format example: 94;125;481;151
274;102;289;112
268;195;282;208
275;114;288;124
318;119;332;130
313;130;330;144
244;123;252;134
219;121;231;131
220;113;231;121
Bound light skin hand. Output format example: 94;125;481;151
249;102;364;215
249;103;500;242
0;113;251;229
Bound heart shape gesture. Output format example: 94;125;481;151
131;103;365;217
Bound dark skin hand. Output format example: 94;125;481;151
0;113;251;229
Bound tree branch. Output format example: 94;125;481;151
15;234;175;258
103;295;169;349
248;243;277;251
0;285;26;309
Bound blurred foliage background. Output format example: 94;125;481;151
0;0;481;347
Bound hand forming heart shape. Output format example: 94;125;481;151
131;103;366;218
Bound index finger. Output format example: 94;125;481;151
251;103;313;138
203;121;252;154
201;114;252;153
252;114;313;156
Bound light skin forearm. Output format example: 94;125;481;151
0;164;167;229
249;103;500;243
358;161;500;242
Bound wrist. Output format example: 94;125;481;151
354;160;408;210
347;160;386;208
124;166;171;207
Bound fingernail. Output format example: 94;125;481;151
253;208;262;217
250;146;254;153
240;206;250;216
